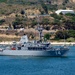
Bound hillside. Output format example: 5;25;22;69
1;0;75;4
0;0;75;29
0;0;75;15
0;0;75;42
0;0;75;9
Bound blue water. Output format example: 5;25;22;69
0;46;75;75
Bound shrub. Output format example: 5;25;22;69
21;10;25;15
42;18;50;25
0;19;5;25
68;30;75;38
51;13;63;20
44;33;51;40
65;13;75;16
55;31;70;39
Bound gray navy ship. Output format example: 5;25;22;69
0;25;69;56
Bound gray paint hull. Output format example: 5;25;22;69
0;49;68;56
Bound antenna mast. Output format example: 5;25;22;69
36;15;43;42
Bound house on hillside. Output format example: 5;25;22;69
55;10;75;15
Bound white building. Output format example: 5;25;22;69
55;10;75;15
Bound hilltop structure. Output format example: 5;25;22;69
55;10;75;15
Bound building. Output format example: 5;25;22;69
55;10;75;15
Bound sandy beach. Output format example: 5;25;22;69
51;42;75;45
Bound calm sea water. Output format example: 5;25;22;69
0;46;75;75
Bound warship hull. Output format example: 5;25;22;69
0;49;68;56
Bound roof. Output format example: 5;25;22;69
55;10;74;14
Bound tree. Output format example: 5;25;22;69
12;18;23;29
55;31;69;39
64;20;75;30
0;19;5;25
45;26;50;30
40;0;48;14
20;10;27;18
21;10;25;15
40;11;44;15
44;33;51;40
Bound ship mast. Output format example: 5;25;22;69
37;25;43;42
36;15;43;42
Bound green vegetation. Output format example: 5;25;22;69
54;30;75;41
44;33;51;40
0;0;7;3
47;4;57;10
0;0;75;41
64;20;75;30
68;30;75;38
21;10;25;15
42;18;50;25
55;31;69;39
50;13;64;26
51;13;63;20
63;0;69;5
65;13;75;16
12;18;23;29
0;19;5;25
40;0;48;14
31;20;37;27
67;37;75;42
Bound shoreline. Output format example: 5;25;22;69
0;41;75;46
51;42;75;46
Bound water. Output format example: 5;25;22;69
0;46;75;75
